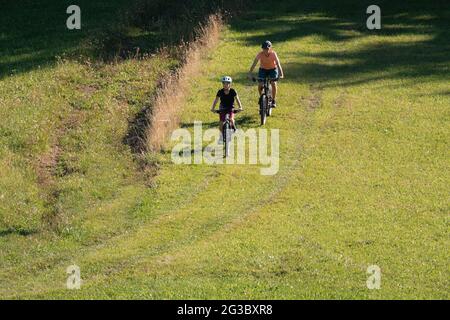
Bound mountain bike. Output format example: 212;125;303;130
253;76;278;125
215;109;241;157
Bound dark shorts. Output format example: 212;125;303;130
258;68;279;82
218;108;235;122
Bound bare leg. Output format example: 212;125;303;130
219;121;224;136
271;81;277;100
258;83;263;96
230;119;236;130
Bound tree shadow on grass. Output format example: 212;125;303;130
0;0;131;79
230;0;450;88
0;0;247;80
0;0;187;80
0;228;37;237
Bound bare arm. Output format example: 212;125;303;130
275;53;284;78
211;96;219;111
235;94;243;110
248;55;259;78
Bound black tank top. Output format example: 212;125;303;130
217;88;236;110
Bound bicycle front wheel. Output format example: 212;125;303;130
260;94;267;125
267;98;273;116
224;122;231;157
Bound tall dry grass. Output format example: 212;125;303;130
146;14;223;151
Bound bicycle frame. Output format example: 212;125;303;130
215;110;238;157
258;77;273;125
261;77;272;101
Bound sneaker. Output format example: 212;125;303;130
272;99;277;108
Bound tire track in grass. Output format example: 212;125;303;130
1;166;217;298
12;77;312;298
10;171;279;297
23;77;319;298
130;85;360;278
75;84;362;299
7;127;290;298
37;171;293;296
12;31;334;299
144;87;371;297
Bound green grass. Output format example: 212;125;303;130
1;0;449;299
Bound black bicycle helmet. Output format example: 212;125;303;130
262;40;272;49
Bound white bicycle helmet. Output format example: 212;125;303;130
221;76;232;83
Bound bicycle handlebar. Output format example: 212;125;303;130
213;108;242;113
252;76;281;82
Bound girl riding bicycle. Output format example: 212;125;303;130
248;40;284;107
210;76;243;139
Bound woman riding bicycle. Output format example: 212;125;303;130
247;40;284;107
210;76;243;140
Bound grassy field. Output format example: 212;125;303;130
0;0;449;299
